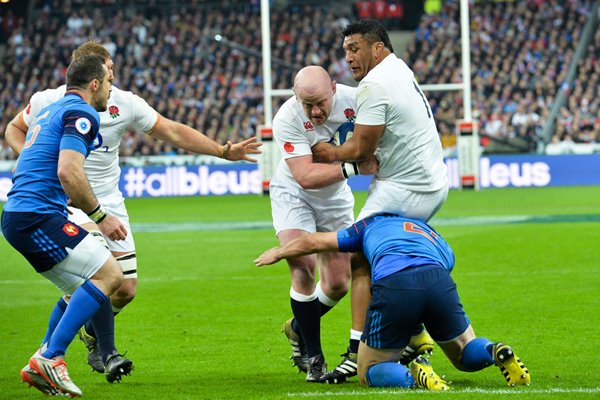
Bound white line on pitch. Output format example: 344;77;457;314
287;387;600;397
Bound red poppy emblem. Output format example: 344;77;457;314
344;108;355;118
284;142;295;153
26;103;32;115
63;223;79;237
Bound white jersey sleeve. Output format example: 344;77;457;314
127;92;159;133
272;109;313;160
355;81;388;126
22;87;66;127
84;86;158;195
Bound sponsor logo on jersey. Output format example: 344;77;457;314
303;121;314;131
63;223;79;236
75;117;92;134
284;142;295;153
109;105;120;119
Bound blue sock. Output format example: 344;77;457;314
91;300;117;363
462;337;495;371
41;297;67;346
366;362;414;387
43;281;109;359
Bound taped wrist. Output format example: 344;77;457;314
341;162;360;179
87;204;107;224
217;144;229;159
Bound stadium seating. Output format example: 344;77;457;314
0;0;597;160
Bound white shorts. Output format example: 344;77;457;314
40;234;111;296
68;190;136;253
357;178;449;222
270;183;355;235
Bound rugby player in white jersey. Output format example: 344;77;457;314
6;40;261;383
312;19;449;384
270;66;377;383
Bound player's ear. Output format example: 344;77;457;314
89;78;99;92
331;80;337;95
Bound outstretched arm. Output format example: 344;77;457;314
255;232;340;266
149;116;262;162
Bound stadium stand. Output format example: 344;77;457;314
0;0;598;161
405;0;599;155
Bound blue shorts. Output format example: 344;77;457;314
2;211;89;273
362;264;470;349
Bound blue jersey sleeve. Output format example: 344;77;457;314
337;218;371;253
59;110;99;156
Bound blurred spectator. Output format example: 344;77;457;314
405;0;598;154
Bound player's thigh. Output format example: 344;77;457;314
42;234;113;295
313;185;354;232
270;185;317;235
362;269;429;350
357;341;402;386
421;267;471;343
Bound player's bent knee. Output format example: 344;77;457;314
102;257;125;294
113;278;137;307
365;362;414;388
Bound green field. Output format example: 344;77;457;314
1;186;599;399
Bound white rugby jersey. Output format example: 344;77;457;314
356;54;447;192
22;85;159;195
271;84;357;198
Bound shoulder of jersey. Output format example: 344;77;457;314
274;96;300;121
336;83;358;97
31;86;67;105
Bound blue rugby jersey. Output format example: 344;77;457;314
337;214;455;282
5;92;100;216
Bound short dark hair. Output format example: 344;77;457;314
66;54;106;91
342;19;394;53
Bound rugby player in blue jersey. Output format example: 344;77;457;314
2;54;121;398
255;214;531;390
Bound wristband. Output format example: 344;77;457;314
341;162;360;179
217;144;229;159
87;204;107;224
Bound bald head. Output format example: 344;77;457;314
294;66;333;96
293;66;336;125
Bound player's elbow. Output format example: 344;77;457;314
296;176;320;190
56;163;73;186
352;144;376;161
5;125;26;154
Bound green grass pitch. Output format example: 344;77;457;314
1;186;599;399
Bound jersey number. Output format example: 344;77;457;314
413;81;431;119
403;222;438;244
23;111;49;149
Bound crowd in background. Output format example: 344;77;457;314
407;0;599;155
0;0;598;161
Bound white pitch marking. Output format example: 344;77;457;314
286;387;600;397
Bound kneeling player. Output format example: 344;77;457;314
255;214;531;390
